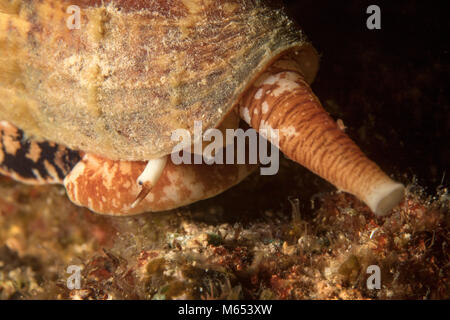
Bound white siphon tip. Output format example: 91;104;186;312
364;181;405;216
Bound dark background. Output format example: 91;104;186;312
284;0;449;187
194;0;450;222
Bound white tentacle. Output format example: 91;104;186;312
131;156;168;208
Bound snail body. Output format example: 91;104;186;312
0;0;404;216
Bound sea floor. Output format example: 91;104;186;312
0;168;448;299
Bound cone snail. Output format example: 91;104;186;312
0;0;404;216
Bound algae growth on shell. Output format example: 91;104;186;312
0;0;317;161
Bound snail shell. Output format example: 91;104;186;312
0;0;318;161
0;1;405;216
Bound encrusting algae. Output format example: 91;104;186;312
0;172;448;299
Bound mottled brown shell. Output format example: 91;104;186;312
0;0;318;161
